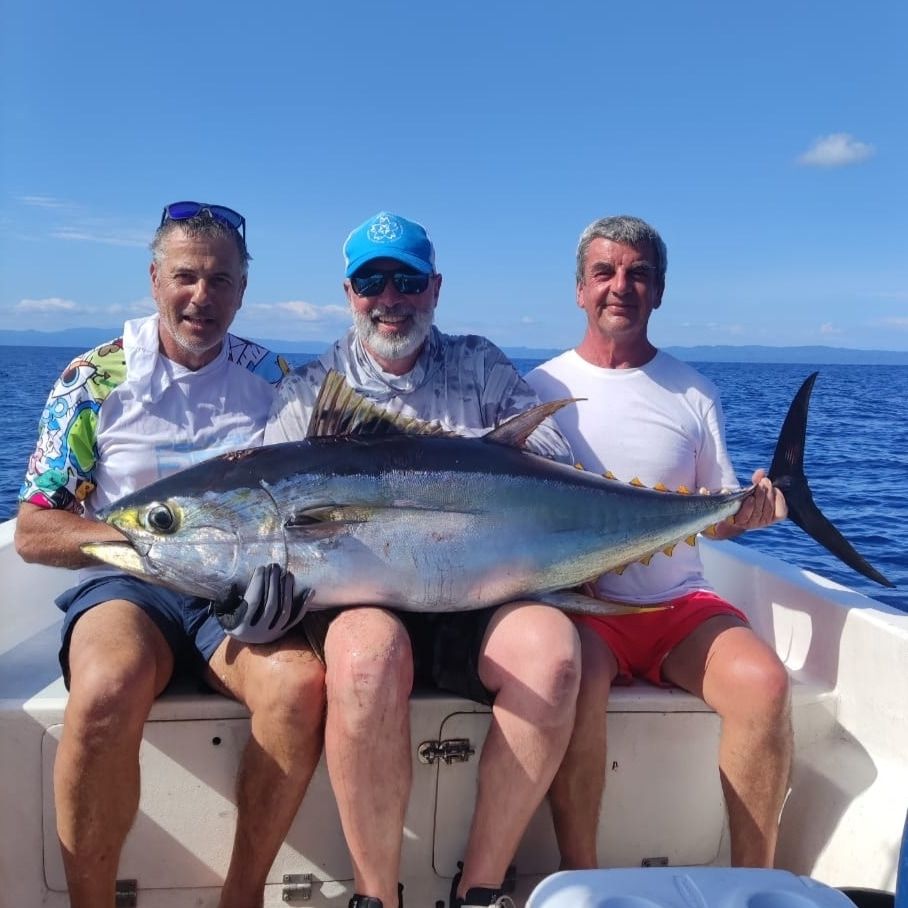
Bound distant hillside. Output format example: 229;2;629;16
0;327;122;350
663;345;908;365
500;345;908;365
0;327;333;355
0;329;906;365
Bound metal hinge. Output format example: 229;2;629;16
282;873;314;902
115;879;137;907
418;737;476;765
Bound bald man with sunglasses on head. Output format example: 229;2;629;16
16;202;325;908
264;211;579;908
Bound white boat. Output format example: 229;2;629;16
1;516;905;907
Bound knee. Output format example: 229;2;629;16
494;611;581;721
720;649;791;728
248;651;327;729
325;610;413;710
65;658;158;741
540;641;582;720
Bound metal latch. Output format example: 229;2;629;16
641;856;669;867
282;873;314;902
115;879;137;907
418;737;475;765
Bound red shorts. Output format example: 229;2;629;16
575;590;749;687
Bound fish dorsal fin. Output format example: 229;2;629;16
306;370;459;439
484;398;579;449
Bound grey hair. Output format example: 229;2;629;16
575;215;667;287
150;212;251;274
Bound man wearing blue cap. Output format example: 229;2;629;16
265;211;581;908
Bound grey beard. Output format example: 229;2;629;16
161;312;224;356
353;306;434;364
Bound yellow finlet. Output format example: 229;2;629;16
653;482;668;492
677;485;691;495
630;477;645;487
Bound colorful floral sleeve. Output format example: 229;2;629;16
19;340;126;512
226;335;293;386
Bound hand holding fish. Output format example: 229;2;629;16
212;564;311;644
712;469;789;539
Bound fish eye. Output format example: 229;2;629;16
145;503;178;534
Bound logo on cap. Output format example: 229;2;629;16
367;214;403;244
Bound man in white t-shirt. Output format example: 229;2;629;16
526;215;791;869
16;203;324;908
266;211;580;908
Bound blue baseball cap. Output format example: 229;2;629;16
343;211;436;277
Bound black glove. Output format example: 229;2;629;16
212;564;311;644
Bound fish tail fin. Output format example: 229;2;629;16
769;372;894;588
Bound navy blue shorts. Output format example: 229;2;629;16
55;574;228;685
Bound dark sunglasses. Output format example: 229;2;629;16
160;201;246;239
350;270;431;297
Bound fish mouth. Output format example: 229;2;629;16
82;523;242;599
83;539;150;575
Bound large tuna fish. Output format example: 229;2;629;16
82;371;893;616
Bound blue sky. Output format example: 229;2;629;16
1;1;906;352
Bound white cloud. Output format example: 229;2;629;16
50;228;148;248
250;301;350;322
11;296;151;320
102;297;156;316
876;317;908;330
18;195;71;209
819;322;843;336
797;133;875;167
16;297;78;312
702;321;746;336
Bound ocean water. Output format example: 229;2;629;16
2;345;905;611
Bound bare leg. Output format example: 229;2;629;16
55;601;174;908
548;624;618;869
662;616;792;867
456;602;581;898
323;608;413;908
211;636;326;908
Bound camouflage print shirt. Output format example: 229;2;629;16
265;326;573;462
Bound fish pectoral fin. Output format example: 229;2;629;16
287;505;356;524
534;589;670;617
284;519;352;541
285;503;399;538
306;371;459;439
485;398;583;449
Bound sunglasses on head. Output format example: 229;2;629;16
160;201;246;239
350;270;431;297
